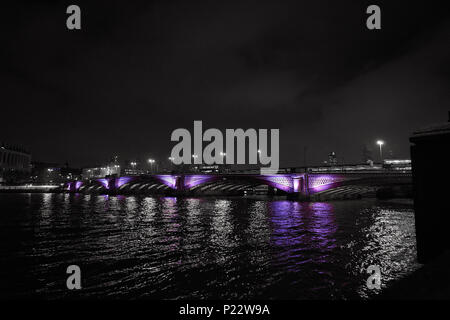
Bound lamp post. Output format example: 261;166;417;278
192;154;198;172
130;162;137;175
148;159;155;173
168;157;174;171
376;140;384;163
219;152;227;173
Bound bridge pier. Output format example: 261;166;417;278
174;175;188;196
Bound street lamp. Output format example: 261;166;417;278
130;162;137;174
168;157;175;171
148;159;155;173
376;140;384;163
218;152;227;171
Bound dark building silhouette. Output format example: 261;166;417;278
0;142;31;184
410;114;450;263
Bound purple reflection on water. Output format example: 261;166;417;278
307;202;337;249
269;200;337;268
270;201;303;247
66;182;72;191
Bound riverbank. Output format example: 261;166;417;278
0;185;60;193
377;198;414;206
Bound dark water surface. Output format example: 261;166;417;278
0;193;419;299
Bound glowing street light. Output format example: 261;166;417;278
148;159;155;173
376;140;384;162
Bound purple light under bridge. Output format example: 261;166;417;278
183;175;219;190
308;174;346;194
154;175;178;189
116;176;135;188
255;175;305;193
98;178;111;190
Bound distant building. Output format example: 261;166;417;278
82;164;121;180
31;162;81;184
327;152;338;165
121;160;146;176
0;143;31;184
382;159;411;170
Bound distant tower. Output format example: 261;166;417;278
328;152;338;165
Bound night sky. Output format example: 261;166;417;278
1;0;449;168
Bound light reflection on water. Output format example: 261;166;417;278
0;193;420;299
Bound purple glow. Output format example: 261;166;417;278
292;177;301;193
98;178;111;189
308;174;345;193
116;176;133;188
310;183;333;193
75;181;83;190
256;175;294;193
154;175;177;189
71;173;355;195
183;175;218;189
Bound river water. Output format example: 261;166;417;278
0;193;420;299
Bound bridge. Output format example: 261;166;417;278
64;167;412;200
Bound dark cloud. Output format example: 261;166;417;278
1;0;449;167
